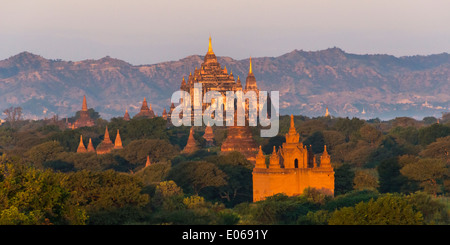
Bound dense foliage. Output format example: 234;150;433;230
1;113;450;225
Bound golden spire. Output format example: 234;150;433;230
257;145;264;157
82;95;88;111
77;135;87;153
87;138;95;152
286;114;300;144
104;126;111;143
114;129;123;149
207;36;213;54
249;57;253;74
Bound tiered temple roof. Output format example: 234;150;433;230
221;110;258;163
70;95;95;129
134;98;156;119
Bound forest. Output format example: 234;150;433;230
0;109;450;225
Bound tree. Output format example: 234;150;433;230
400;158;448;196
353;169;379;191
328;194;423;225
359;124;382;146
120;139;179;167
167;161;227;195
419;136;450;162
62;170;149;224
0;163;87;225
205;152;253;205
24;141;65;168
377;157;406;193
3;107;22;128
334;164;355;195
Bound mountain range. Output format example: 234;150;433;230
0;48;449;121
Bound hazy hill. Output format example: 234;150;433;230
0;48;449;120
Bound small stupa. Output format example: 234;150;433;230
114;129;123;149
76;135;87;153
203;123;215;147
182;127;200;154
123;109;131;121
87;138;95;152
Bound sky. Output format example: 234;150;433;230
1;0;449;65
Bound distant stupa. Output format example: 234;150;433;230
96;126;115;154
87;138;95;152
134;98;156;119
114;129;123;149
76;135;87;153
123;109;131;121
325;106;330;117
182;127;200;154
69;95;95;129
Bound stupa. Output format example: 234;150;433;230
203;123;215;147
114;130;123;149
182;127;200;154
76;135;87;153
96;126;115;154
220;110;258;163
87;138;95;152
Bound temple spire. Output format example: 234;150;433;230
82;95;88;111
208;36;213;54
87;138;95;152
286;114;300;144
249;57;253;74
104;126;111;143
145;155;151;167
114;129;123;149
77;135;87;153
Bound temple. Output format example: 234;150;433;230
68;95;95;129
252;115;335;202
96;126;115;155
179;36;255;123
134;98;156;119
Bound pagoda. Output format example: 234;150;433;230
114;129;123;149
134;98;156;119
87;138;95;152
182;127;200;154
220;110;258;163
179;36;245;122
76;135;87;153
96;126;115;154
70;95;95;129
145;155;151;167
123;109;131;121
203;123;215;147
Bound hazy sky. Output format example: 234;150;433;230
1;0;449;65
